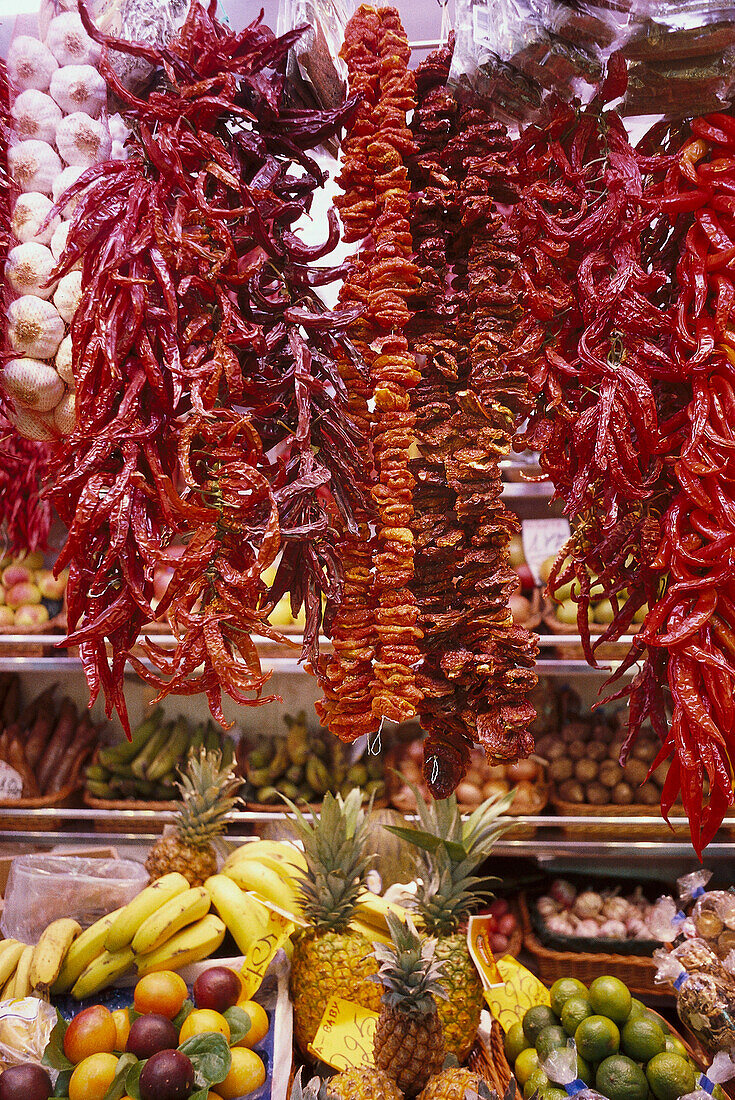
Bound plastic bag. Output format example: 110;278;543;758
0;998;56;1073
277;0;348;112
1;856;148;944
654;941;735;1054
541;1041;608;1097
681;1052;735;1100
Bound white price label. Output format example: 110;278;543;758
522;519;571;586
0;762;23;801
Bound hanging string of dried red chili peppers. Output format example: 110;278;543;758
50;1;363;734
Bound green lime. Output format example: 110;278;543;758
515;1047;540;1087
542;1090;568;1100
575;1014;621;1063
629;998;646;1019
550;977;588;1018
646;1053;697;1100
713;1086;726;1100
504;1021;531;1064
589;975;633;1024
643;1010;670;1034
596;1054;650;1100
561;995;593;1036
576;1054;594;1086
622;1016;667;1062
664;1035;688;1059
524;1068;549;1100
536;1025;567;1061
523;1005;558;1045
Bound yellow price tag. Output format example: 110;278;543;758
467;916;549;1030
308;997;379;1072
239;905;295;1000
467;914;502;985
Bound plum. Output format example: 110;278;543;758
139;1050;194;1100
126;1013;179;1059
193;966;241;1013
0;1063;53;1100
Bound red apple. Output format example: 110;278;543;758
490;933;510;953
516;563;535;589
6;583;41;609
15;604;49;628
2;564;31;588
35;569;66;600
498;913;518;936
0;608;14;627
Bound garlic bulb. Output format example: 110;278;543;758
53;391;75;434
111;141;127;161
50;221;79;268
7;36;58;93
7;296;65;358
55;334;74;385
9;405;55;442
45;14;101;67
56;112;111;168
2;358;65;412
53;270;82;322
11;89;62;142
8;139;62;194
11;193;59;245
6;242;57;300
52;165;84;216
39;0;78;40
50;65;106;117
108;113;129;144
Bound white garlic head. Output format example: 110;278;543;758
7;36;58;93
45;13;101;67
55;334;74;385
6;242;57;299
110;141;127;161
52;164;85;216
50;64;106;117
8;139;62;194
11;89;62;142
39;0;79;40
8;405;55;442
56;112;111;168
53;390;76;434
53;269;82;322
11;192;59;245
50;220;80;268
2;358;65;412
7;295;65;358
108;113;129;144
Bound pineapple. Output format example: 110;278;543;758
418;1071;514;1100
386;785;513;1062
328;1067;404;1100
372;913;447;1097
145;748;242;886
287;789;382;1054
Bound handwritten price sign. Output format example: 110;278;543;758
309;997;378;1072
467;916;550;1031
0;763;22;801
239;905;295;1000
522;518;571;586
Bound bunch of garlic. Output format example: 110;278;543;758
3;7;122;440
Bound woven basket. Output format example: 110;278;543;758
550;794;691;839
542;603;642;660
82;790;178;833
0;609;67;656
519;892;661;996
469;1016;514;1095
0;780;82;831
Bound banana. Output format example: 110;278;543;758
30;919;82;993
132;887;210;955
105;873;190;952
223;861;302;917
51;909;123;995
71;947;134;1000
223;840;307;875
266;741;290;782
135;914;225;977
349;918;392;944
147;718;190;782
355;891;410;934
0;941;25;990
98;710;163;767
205;875;270;954
9;945;34;999
131;721;173;779
285;712;309;766
1;969;16;1001
305;757;330;796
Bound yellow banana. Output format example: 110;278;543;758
205;875;270;954
0;941;24;989
349;918;392;944
9;945;34;999
132;887;210;956
30;919;82;994
355;891;410;934
52;909;123;995
135;914;225;977
71;947;135;1000
106;873;190;952
223;862;302;917
223;841;307;875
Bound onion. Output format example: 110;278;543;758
506;759;538;782
509;592;531;624
575;920;601;937
573;890;603;919
536;896;559;918
550;879;576;908
598;919;627;939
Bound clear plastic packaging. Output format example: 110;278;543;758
277;0;348;112
541;1041;608;1098
654;941;735;1054
1;855;148;944
0;998;57;1073
680;1052;735;1100
675;873;735;960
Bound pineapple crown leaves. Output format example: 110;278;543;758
289;1068;338;1100
174;747;243;842
282;789;375;932
371;912;447;1015
410;846;496;935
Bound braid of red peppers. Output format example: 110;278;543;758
50;2;363;734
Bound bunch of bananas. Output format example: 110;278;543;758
0;918;81;1000
238;712;385;806
85;710;233;802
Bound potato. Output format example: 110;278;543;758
483;779;510;799
486;764;507;781
623;758;649;786
632;739;658;764
613;781;635;805
638;783;660;806
549;758;573;782
587;741;607;762
608;739;624;761
511;780;540;814
598;761;623;788
575;759;599;783
586;781;609;805
568;739;587;760
558;779;585;804
456;781;483;807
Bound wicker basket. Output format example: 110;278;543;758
0;780;81;831
519;892;661;996
82;790;178;833
0;608;67;657
550;794;692;839
469;1016;514;1094
542;603;642;661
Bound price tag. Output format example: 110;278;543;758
250;891;308;929
485;957;551;1032
308;997;378;1072
467;914;502;986
522;518;571;586
0;763;23;801
238;902;296;1000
